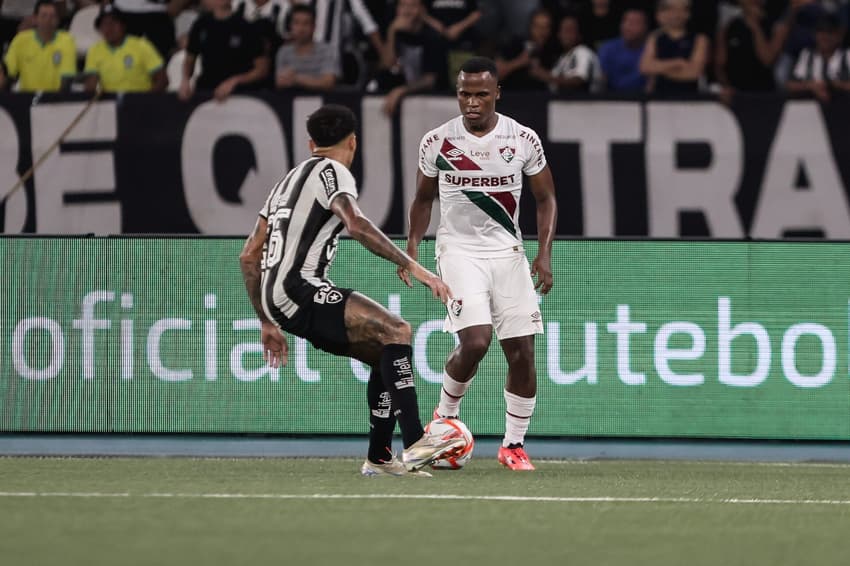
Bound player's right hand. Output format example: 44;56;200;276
397;265;412;288
410;265;452;304
261;320;288;368
397;246;418;288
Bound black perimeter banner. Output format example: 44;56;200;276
0;92;849;237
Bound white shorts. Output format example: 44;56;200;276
436;250;543;340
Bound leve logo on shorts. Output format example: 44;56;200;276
450;298;463;317
314;286;343;305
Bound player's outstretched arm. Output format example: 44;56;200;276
239;216;288;368
398;171;439;287
330;193;452;303
528;165;558;295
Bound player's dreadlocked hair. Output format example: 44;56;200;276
307;104;358;148
459;56;498;78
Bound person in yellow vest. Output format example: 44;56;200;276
0;0;76;92
83;5;167;93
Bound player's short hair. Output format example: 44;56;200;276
307;104;357;148
459;57;498;79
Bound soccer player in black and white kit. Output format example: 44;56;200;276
240;104;463;475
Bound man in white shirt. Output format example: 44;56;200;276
399;57;558;471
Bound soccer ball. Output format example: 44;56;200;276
425;417;474;469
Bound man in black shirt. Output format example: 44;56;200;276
496;8;560;91
380;0;448;115
178;0;270;101
424;0;481;50
716;0;791;95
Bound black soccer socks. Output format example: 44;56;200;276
366;369;396;463
379;344;424;448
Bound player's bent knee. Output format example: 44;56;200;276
382;317;412;345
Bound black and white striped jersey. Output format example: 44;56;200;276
792;48;850;82
258;156;358;324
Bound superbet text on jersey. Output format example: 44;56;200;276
419;113;547;258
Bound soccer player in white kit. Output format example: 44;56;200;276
399;57;557;470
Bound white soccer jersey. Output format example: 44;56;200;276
419;113;547;257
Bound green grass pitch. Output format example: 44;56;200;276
2;456;850;566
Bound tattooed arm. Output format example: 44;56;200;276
240;215;288;367
330;193;452;304
239;215;271;322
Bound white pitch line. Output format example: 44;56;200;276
1;492;850;505
537;460;850;468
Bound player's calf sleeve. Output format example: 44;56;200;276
380;344;424;448
503;389;536;447
367;369;396;463
437;371;473;418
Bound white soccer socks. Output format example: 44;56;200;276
437;371;473;418
503;389;536;447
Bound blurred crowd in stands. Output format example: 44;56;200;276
1;0;849;109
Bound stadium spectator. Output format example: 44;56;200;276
715;0;793;96
578;0;621;47
113;0;192;58
83;5;166;93
549;12;603;92
233;0;287;56
423;0;481;80
776;0;837;83
495;8;560;90
786;13;850;102
423;0;480;48
0;0;75;92
477;0;540;45
179;0;269;101
275;4;338;91
639;0;708;95
378;0;447;116
598;8;649;92
290;0;390;70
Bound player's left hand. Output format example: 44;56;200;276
261;320;288;368
531;255;553;295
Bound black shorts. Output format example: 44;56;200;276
271;285;353;356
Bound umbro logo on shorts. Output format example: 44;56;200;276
531;311;541;321
450;298;463;316
314;287;343;305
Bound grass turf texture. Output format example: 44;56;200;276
2;457;849;566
